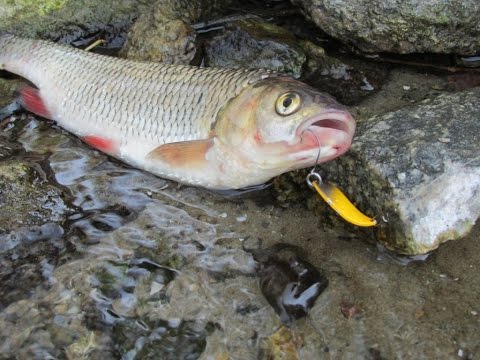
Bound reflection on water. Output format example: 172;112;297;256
0;118;265;359
0;117;478;360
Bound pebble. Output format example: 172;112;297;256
236;215;247;222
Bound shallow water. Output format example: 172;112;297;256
0;69;479;360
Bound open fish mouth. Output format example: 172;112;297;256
310;117;353;135
292;110;356;163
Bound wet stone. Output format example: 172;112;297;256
0;78;23;110
319;89;480;254
0;159;69;308
205;18;306;78
255;244;328;324
0;135;22;161
0;234;64;309
260;326;303;360
0;161;70;231
113;319;209;360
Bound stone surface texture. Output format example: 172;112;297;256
321;89;480;254
0;0;149;41
205;18;306;77
120;0;231;64
292;0;480;55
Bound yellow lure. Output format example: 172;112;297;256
310;177;377;227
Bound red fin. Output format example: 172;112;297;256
147;139;214;169
82;135;117;154
19;86;51;119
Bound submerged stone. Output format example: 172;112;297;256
0;78;23;110
0;161;69;231
261;326;303;360
116;319;208;360
320;89;480;254
255;244;328;324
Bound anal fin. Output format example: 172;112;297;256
147;138;214;169
82;135;117;154
19;86;51;119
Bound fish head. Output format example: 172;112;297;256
215;77;356;173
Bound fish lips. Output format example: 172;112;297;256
292;110;356;164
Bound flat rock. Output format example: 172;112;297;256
292;0;480;55
320;89;480;254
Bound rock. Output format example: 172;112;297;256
205;18;306;78
261;326;303;360
0;161;69;231
300;40;389;105
292;0;480;55
319;89;480;254
255;244;328;324
0;0;149;42
133;320;208;360
0;160;69;308
0;78;23;109
120;0;230;64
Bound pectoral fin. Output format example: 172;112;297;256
147;138;214;169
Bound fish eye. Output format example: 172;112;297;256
275;92;301;116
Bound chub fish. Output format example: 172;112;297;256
0;33;355;189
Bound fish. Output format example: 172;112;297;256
0;33;355;190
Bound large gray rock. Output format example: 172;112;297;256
321;89;480;254
292;0;480;55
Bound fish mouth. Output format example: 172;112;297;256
292;110;356;164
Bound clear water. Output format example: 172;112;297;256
1;68;479;359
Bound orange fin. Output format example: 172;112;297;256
19;86;51;119
147;139;214;169
82;135;117;154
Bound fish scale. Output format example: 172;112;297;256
0;34;271;144
0;32;356;189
